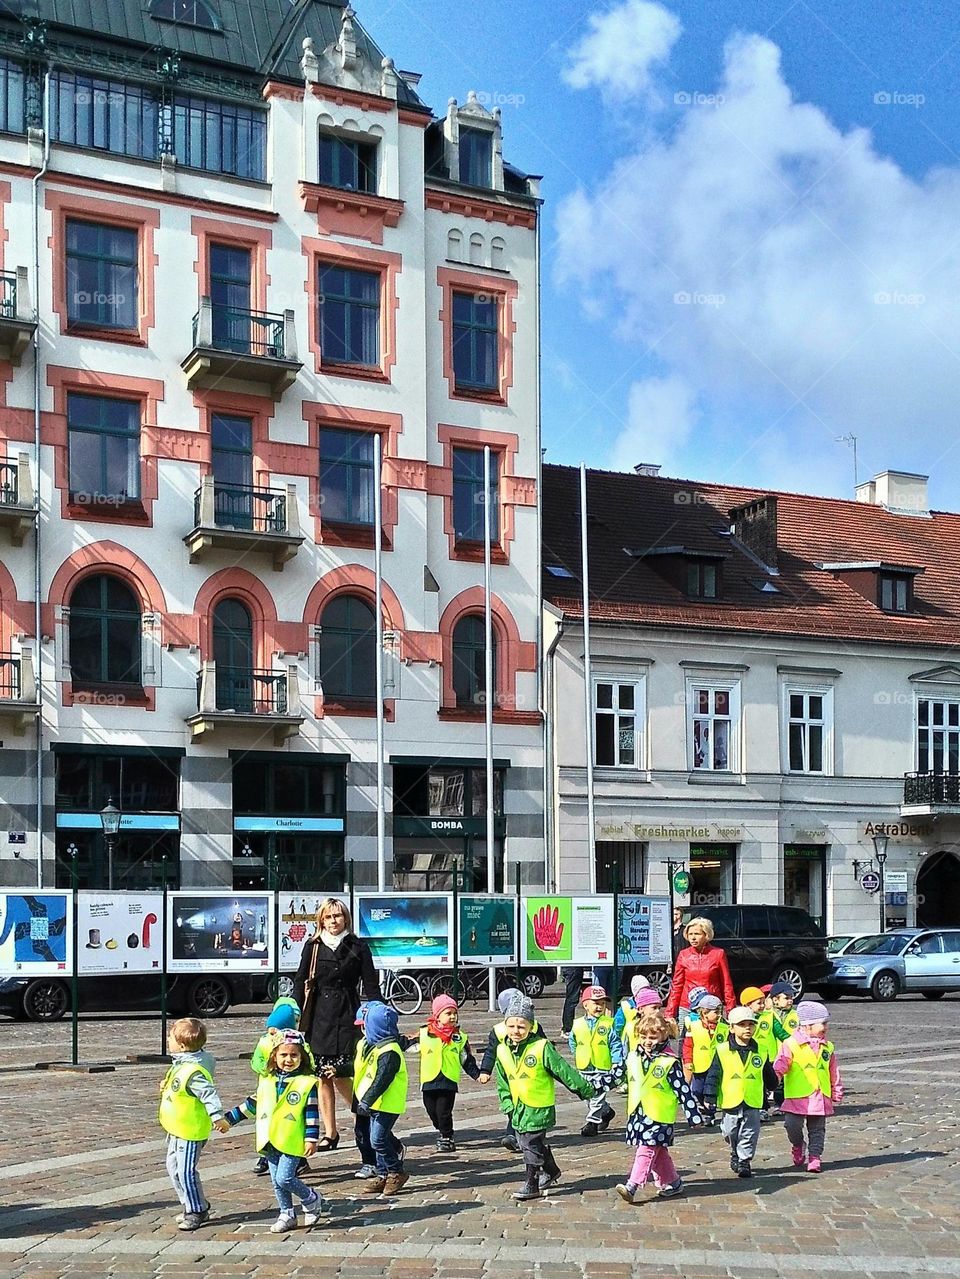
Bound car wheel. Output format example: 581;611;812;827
521;971;545;999
186;976;231;1018
22;979;69;1022
870;970;900;1002
818;990;842;1002
921;990;946;1001
771;966;804;1000
646;968;672;1000
266;975;295;1002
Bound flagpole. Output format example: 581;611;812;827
580;464;597;894
374;431;386;893
484;446;496;1012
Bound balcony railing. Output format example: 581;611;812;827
193;305;286;360
904;771;960;807
193;483;287;535
185;476;302;569
0;271;16;319
182;296;301;396
0;453;35;545
187;660;303;743
198;666;288;715
0;654;21;700
0;265;36;365
0;651;38;731
0;460;18;506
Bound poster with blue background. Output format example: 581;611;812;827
356;893;453;967
617;895;671;965
0;893;71;974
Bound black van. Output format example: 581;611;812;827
679;905;830;998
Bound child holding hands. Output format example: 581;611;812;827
772;1000;843;1173
419;993;480;1151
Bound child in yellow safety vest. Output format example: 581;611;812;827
418;994;480;1153
494;993;594;1202
614;977;663;1052
353;1002;411;1197
703;1006;767;1179
681;992;729;1125
249;996;307;1177
479;987;545;1154
158;1017;229;1232
615;1011;703;1204
569;985;624;1136
772;1001;844;1174
224;1030;329;1233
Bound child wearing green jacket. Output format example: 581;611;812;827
494;993;594;1202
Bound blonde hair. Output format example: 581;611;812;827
169;1017;206;1052
315;897;352;932
684;916;715;942
637;1011;679;1042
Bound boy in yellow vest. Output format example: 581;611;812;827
158;1017;229;1231
703;1006;766;1178
419;994;480;1152
569;985;623;1136
772;1000;844;1173
478;987;545;1153
681;993;728;1124
495;993;594;1201
354;1002;410;1196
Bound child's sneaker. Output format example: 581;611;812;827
806;1156;822;1173
537;1170;561;1191
511;1176;541;1202
177;1209;210;1231
436;1136;456;1153
269;1211;297;1233
381;1171;410;1196
657;1180;684;1199
729;1154;741;1173
301;1191;331;1227
737;1160;753;1179
615;1182;636;1204
253;1157;269;1176
580;1121;600;1137
354;1163;378;1179
791;1143;806;1168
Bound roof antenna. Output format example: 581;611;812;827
836;433;858;487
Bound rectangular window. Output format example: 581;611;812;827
319;133;377;193
319;427;376;526
452;446;499;544
0;58;25;135
783;847;826;929
787;691;826;773
917;698;960;775
690;685;735;771
880;573;910;612
687;560;719;599
67;393;140;501
51;71;159;160
211;414;253;489
594;679;642;768
688;843;737;906
595;842;646;893
459;126;492;186
66;219;138;330
452;292;499;392
171;94;266;180
318;264;381;367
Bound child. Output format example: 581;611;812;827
158;1017;229;1232
479;987;544;1153
615;1011;702;1203
249;996;304;1177
681;993;728;1123
770;981;799;1034
354;1002;410;1196
613;975;650;1048
703;1006;766;1178
494;993;594;1201
224;1030;328;1232
570;985;623;1135
764;982;799;1111
772;1000;843;1174
419;993;480;1152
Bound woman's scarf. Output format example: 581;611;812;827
320;929;347;951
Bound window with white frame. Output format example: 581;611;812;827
917;697;960;774
689;683;738;771
594;678;644;768
785;688;832;774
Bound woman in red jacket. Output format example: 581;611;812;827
665;918;736;1025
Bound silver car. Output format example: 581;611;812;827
820;928;960;1002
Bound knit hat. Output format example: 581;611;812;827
760;984;773;994
796;1000;829;1025
739;986;766;1005
506;993;535;1023
630;974;651;997
727;1005;759;1025
687;985;709;1009
634;988;661;1009
265;997;300;1031
431;993;459;1018
497;987;520;1015
770;981;795;998
582;985;607;1004
694;993;722;1012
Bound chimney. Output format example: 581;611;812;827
633;463;661;476
855;470;929;516
730;496;778;569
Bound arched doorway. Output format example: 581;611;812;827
916;851;960;927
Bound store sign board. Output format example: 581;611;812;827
597;821;744;842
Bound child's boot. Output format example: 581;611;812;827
512;1172;541;1201
599;1104;615;1132
806;1156;822;1173
791;1143;806;1167
737;1160;753;1179
580;1120;600;1137
253;1157;269;1176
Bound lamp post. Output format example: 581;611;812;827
100;798;121;892
872;833;889;933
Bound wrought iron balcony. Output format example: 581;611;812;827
181;296;302;396
902;771;960;815
0;453;36;545
0;267;37;365
186;660;304;744
0;652;40;732
184;476;303;570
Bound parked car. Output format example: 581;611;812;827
679;904;830;998
0;971;267;1022
818;928;960;1001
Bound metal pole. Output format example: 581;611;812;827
107;835;114;893
452;870;460;1002
483;446;496;1013
515;859;522;991
878;860;886;933
374;430;386;892
70;847;78;1066
612;854;620;1003
270;850;280;1000
160;850;169;1056
580;464;596;894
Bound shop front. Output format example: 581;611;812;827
783;844;827;928
392;760;507;891
688;842;738;906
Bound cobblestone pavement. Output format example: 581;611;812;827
1;992;959;1278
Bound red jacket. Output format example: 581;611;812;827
665;945;736;1018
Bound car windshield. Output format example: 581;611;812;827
845;934;911;955
827;936;853;954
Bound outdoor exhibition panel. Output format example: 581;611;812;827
354;891;455;968
166;892;275;973
77;893;163;975
0;892;72;973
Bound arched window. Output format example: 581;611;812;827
447;229;463;262
452;614;496;709
490;236;506;270
149;0;221;31
469;233;484;266
320;594;376;702
69;575;142;689
212;597;253;711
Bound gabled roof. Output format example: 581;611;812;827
542;463;960;649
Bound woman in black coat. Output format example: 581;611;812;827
292;897;382;1147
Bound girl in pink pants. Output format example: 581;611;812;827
616;1012;704;1204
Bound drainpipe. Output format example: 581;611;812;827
31;69;50;889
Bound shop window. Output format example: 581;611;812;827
783;846;826;928
393;764;504;818
595;842;645;893
68;575;142;691
55;830;180;890
232;757;344;816
55;751;179;812
688;843;736;906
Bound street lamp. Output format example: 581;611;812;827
872;832;889;934
100;798;121;891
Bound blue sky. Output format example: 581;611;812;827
369;1;960;508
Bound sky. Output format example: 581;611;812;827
366;0;960;508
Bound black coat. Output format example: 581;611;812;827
292;932;382;1060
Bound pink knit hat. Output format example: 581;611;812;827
634;988;661;1008
431;993;459;1017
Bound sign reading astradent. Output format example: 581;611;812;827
859;819;934;841
597;820;744;842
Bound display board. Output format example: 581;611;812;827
278;895;325;973
77;892;163;975
355;892;453;968
617;895;672;965
521;895;615;965
167;892;273;972
0;892;71;974
458;894;517;966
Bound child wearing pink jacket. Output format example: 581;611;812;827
772;1000;843;1174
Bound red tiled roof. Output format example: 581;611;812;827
541;464;960;647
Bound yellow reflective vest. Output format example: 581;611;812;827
754;1011;776;1062
496;1036;555;1108
715;1042;765;1109
783;1038;834;1100
158;1061;213;1141
354;1041;409;1115
572;1014;614;1071
254;1072;315;1157
776;1007;799;1034
689;1020;729;1073
419;1027;470;1085
626;1051;678;1125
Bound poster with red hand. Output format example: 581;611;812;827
521;896;615;965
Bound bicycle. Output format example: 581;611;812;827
429;968;514;1007
380;967;424;1015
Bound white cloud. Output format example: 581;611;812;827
611;376;699;472
557;22;960;499
562;0;682;100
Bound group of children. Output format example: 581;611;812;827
157;975;843;1229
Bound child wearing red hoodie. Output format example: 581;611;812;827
772;1000;844;1174
418;994;480;1152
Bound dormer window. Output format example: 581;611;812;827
820;560;921;613
879;572;911;613
319;132;378;194
459;126;493;187
149;0;221;31
687;560;719;600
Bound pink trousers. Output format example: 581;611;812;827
629;1145;678;1188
